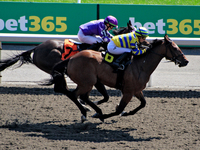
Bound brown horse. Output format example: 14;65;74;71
0;21;137;110
48;34;189;122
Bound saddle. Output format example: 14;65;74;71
102;51;132;89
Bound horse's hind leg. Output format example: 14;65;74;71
93;80;109;105
79;80;109;106
53;73;88;122
79;92;104;122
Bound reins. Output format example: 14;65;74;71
148;39;183;64
137;38;183;80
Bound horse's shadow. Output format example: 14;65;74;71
0;86;199;98
0;120;161;142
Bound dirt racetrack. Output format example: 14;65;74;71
0;84;199;150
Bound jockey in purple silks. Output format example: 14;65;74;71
78;15;118;45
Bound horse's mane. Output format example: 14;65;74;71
113;20;135;35
133;39;163;59
113;27;127;35
150;39;163;49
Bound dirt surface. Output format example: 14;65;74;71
0;84;199;150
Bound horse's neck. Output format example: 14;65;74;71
132;45;165;79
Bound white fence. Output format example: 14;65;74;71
147;37;200;46
1;33;200;46
0;33;79;43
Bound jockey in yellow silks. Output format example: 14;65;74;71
107;27;149;69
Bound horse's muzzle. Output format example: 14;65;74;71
179;59;189;67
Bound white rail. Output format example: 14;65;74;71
147;37;200;46
0;33;79;43
1;33;200;46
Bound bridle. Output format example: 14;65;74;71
150;39;183;65
138;39;183;80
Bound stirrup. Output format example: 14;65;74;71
112;62;120;68
118;64;125;70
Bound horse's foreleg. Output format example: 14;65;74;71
121;91;146;116
95;94;131;120
93;80;109;105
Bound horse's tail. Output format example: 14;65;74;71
0;49;34;72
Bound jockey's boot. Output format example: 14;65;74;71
112;52;130;70
87;42;102;51
87;44;96;50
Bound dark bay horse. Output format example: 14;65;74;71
48;35;189;122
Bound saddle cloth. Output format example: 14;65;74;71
61;39;79;60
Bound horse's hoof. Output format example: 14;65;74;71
93;101;98;105
92;113;104;122
120;111;128;116
115;104;119;111
81;115;87;123
92;113;100;118
83;105;92;112
92;113;103;118
99;118;104;122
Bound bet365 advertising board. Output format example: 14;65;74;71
1;2;200;38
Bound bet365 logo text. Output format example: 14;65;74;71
130;17;200;36
0;16;67;32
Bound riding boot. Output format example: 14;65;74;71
87;42;100;51
112;52;130;70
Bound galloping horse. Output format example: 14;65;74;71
0;21;136;109
48;35;189;122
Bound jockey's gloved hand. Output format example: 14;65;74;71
146;46;152;52
139;44;150;49
102;36;111;42
132;47;150;56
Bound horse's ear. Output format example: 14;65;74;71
127;20;133;30
128;20;132;26
164;34;172;43
127;20;131;28
164;34;169;42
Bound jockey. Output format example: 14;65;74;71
107;27;149;70
77;15;118;45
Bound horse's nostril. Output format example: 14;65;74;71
180;60;189;67
185;60;189;65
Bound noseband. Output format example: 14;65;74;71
165;41;184;64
